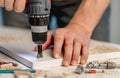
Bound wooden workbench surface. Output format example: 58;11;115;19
1;52;120;78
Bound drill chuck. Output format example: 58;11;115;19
26;0;51;44
29;14;49;44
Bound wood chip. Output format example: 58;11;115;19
32;70;42;78
0;63;13;69
45;71;65;78
14;71;31;78
6;66;21;70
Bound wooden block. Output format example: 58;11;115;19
14;71;31;78
0;63;13;69
0;63;21;70
6;66;21;70
45;71;65;78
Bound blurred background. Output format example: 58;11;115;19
0;0;120;43
0;8;3;26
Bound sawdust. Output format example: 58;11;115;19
34;44;120;54
89;45;120;54
45;71;65;78
0;35;22;42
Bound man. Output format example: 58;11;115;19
0;0;110;67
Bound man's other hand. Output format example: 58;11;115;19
0;0;26;12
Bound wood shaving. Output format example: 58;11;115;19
6;66;21;70
33;44;120;55
89;45;120;54
45;71;65;78
14;71;31;78
32;70;45;78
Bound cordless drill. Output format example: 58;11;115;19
26;0;51;58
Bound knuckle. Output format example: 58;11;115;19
55;36;63;42
65;36;73;44
82;40;89;46
65;34;72;40
74;38;81;43
66;32;72;37
55;29;63;35
65;40;73;46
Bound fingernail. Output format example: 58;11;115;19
54;54;59;59
71;61;77;66
14;7;21;13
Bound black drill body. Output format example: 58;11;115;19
26;0;51;58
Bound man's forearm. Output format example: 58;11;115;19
69;0;110;35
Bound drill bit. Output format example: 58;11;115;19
37;45;43;58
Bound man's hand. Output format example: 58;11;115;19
0;0;26;12
40;24;91;67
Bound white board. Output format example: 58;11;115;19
1;27;120;70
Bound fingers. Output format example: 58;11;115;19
42;37;52;51
5;0;14;11
0;0;26;12
71;41;81;66
62;37;73;67
0;0;4;7
80;45;89;65
14;0;26;12
53;30;64;59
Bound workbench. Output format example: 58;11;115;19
1;48;120;78
0;27;120;78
